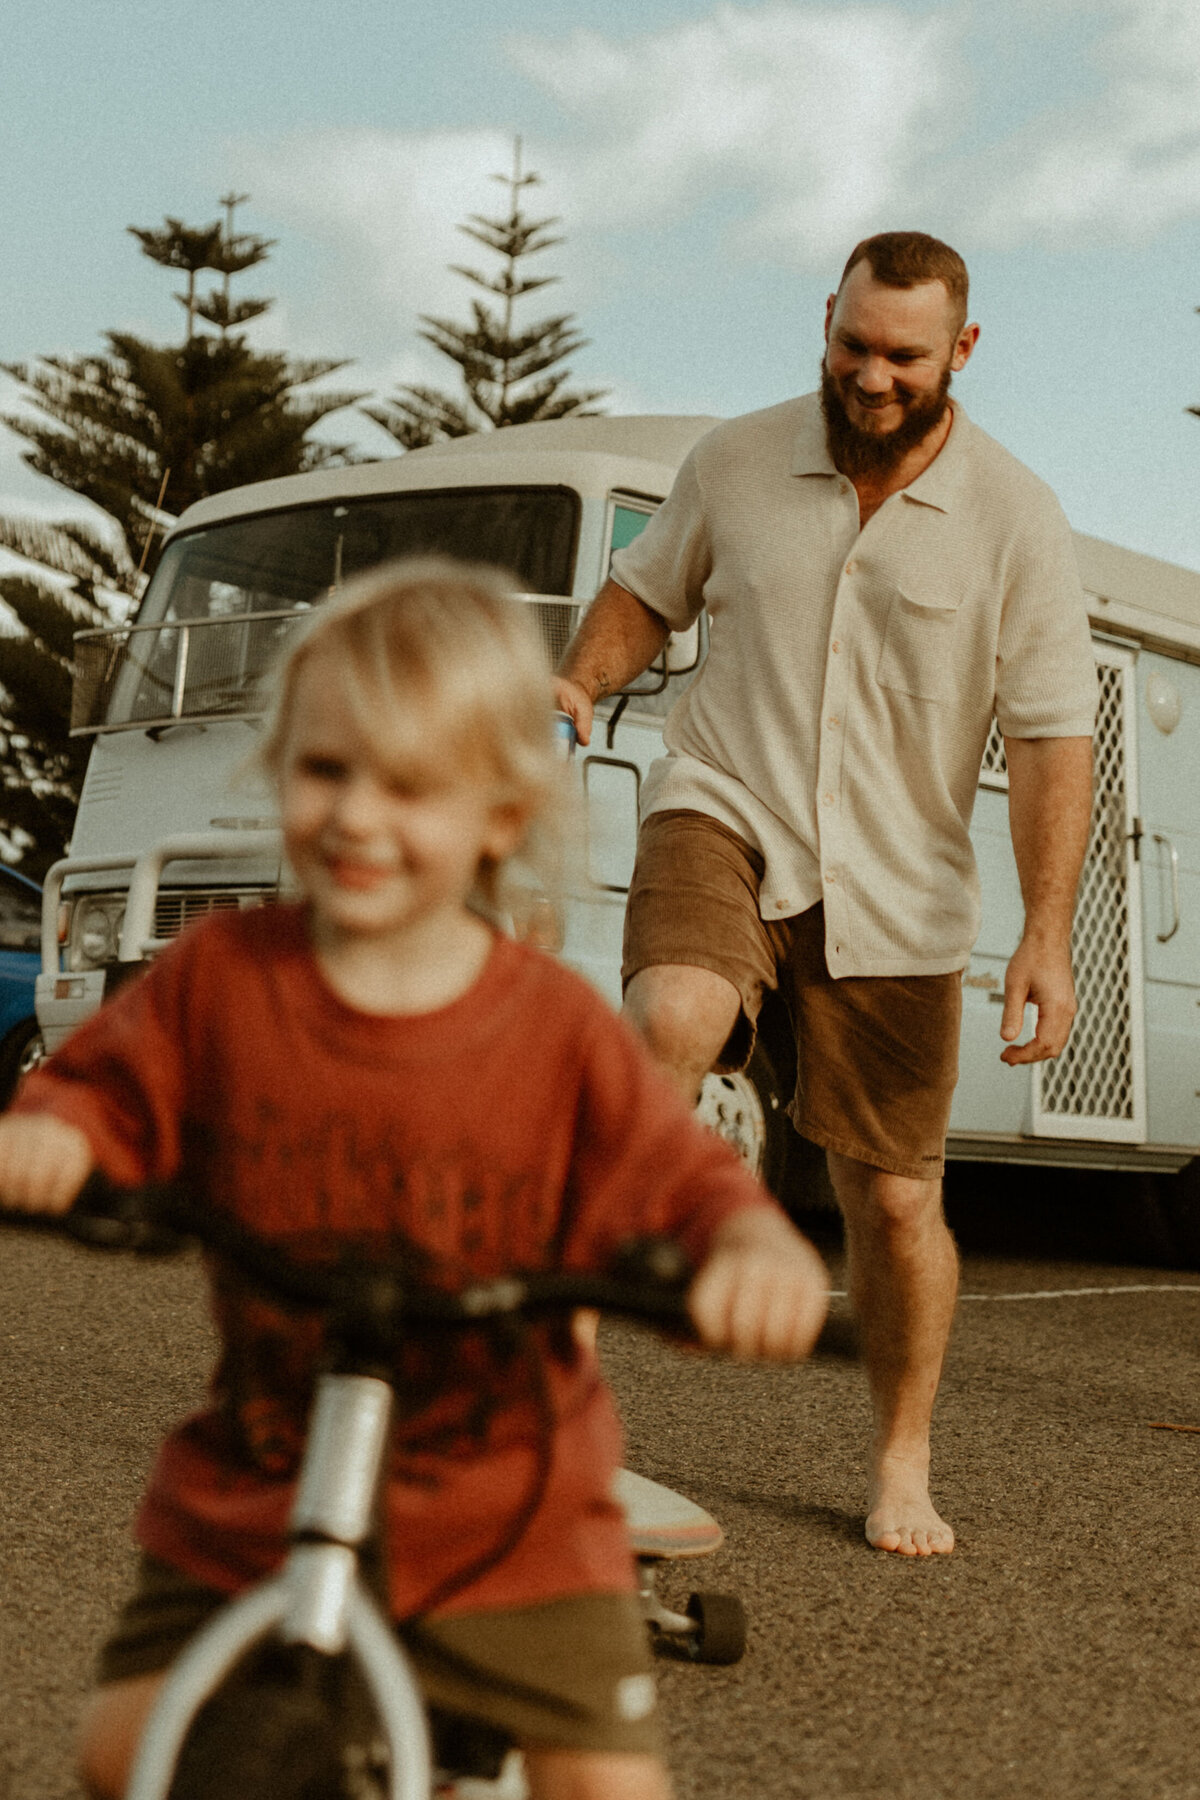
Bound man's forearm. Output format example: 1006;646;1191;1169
557;578;671;702
1004;735;1093;939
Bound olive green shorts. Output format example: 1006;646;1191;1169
97;1554;661;1756
622;809;962;1180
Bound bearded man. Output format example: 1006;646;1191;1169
554;231;1097;1556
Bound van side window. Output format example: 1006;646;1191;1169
605;498;705;720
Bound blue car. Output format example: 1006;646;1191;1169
0;864;44;1107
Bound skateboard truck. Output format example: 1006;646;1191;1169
615;1469;747;1665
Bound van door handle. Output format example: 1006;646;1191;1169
1152;833;1180;943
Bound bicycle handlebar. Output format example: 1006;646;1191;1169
5;1176;860;1359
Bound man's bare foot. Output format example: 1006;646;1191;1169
866;1462;955;1556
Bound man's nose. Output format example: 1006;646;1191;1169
855;356;893;395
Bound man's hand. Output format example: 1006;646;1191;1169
688;1207;829;1360
999;932;1077;1065
0;1114;94;1214
554;578;671;749
1001;734;1090;1067
552;675;595;748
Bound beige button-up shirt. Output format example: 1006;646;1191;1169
609;393;1097;978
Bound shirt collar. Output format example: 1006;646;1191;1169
790;392;970;514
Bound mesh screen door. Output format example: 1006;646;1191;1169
1031;645;1146;1140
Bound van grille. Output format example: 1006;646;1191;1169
153;888;273;941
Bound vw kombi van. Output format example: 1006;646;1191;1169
36;416;1200;1221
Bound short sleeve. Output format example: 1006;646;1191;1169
609;447;713;633
12;927;206;1185
994;493;1098;739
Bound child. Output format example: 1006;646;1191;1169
0;557;828;1800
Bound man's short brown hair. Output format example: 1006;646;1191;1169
837;231;969;334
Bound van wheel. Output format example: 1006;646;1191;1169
0;1019;44;1111
696;1041;791;1196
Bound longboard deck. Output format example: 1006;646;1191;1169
614;1468;724;1559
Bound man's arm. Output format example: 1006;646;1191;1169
999;734;1093;1065
554;579;671;746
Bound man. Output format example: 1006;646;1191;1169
554;232;1097;1558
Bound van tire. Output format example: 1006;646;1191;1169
696;1040;791;1197
0;1019;44;1112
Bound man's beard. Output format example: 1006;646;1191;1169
820;360;952;481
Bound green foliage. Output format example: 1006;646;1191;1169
0;574;103;874
5;332;358;560
366;141;606;448
0;197;362;867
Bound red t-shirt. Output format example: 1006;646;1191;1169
18;908;771;1617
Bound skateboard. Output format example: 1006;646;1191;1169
614;1468;747;1664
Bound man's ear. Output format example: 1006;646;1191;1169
823;293;836;343
951;322;980;373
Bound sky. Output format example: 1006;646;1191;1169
3;0;1200;571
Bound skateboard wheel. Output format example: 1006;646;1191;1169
684;1591;747;1664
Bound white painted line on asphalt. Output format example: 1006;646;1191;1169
828;1286;1200;1302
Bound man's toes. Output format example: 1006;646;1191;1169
866;1518;906;1553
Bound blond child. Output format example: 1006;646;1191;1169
0;557;827;1800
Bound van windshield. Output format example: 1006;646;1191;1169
79;486;580;733
137;484;579;628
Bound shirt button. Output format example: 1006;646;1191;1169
844;560;857;576
825;871;837;885
831;640;841;654
822;792;834;805
827;715;839;728
775;899;787;911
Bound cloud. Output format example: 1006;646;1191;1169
243;126;533;365
232;0;1200;381
960;0;1200;244
509;4;966;261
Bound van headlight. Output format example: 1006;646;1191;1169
68;895;127;970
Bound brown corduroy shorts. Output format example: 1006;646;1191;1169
622;810;962;1180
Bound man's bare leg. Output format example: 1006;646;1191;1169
622;965;741;1105
826;1151;957;1556
573;963;743;1358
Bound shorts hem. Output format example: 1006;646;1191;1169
620;952;761;1074
793;1114;946;1182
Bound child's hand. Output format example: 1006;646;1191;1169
688;1207;829;1360
0;1115;94;1215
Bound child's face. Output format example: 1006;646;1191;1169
278;657;525;951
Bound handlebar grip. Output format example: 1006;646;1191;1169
65;1175;187;1255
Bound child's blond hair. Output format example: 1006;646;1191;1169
259;556;565;906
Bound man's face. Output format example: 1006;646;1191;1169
821;263;978;478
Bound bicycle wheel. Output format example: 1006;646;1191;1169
167;1644;386;1800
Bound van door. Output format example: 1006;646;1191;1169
1031;643;1148;1142
1134;650;1200;1149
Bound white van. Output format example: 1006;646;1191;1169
36;416;1200;1218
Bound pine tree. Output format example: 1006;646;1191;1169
365;140;606;449
0;198;361;867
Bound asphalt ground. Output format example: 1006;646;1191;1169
2;1183;1200;1800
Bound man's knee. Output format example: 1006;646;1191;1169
827;1153;945;1235
622;964;743;1089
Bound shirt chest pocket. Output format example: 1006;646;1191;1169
876;586;960;701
